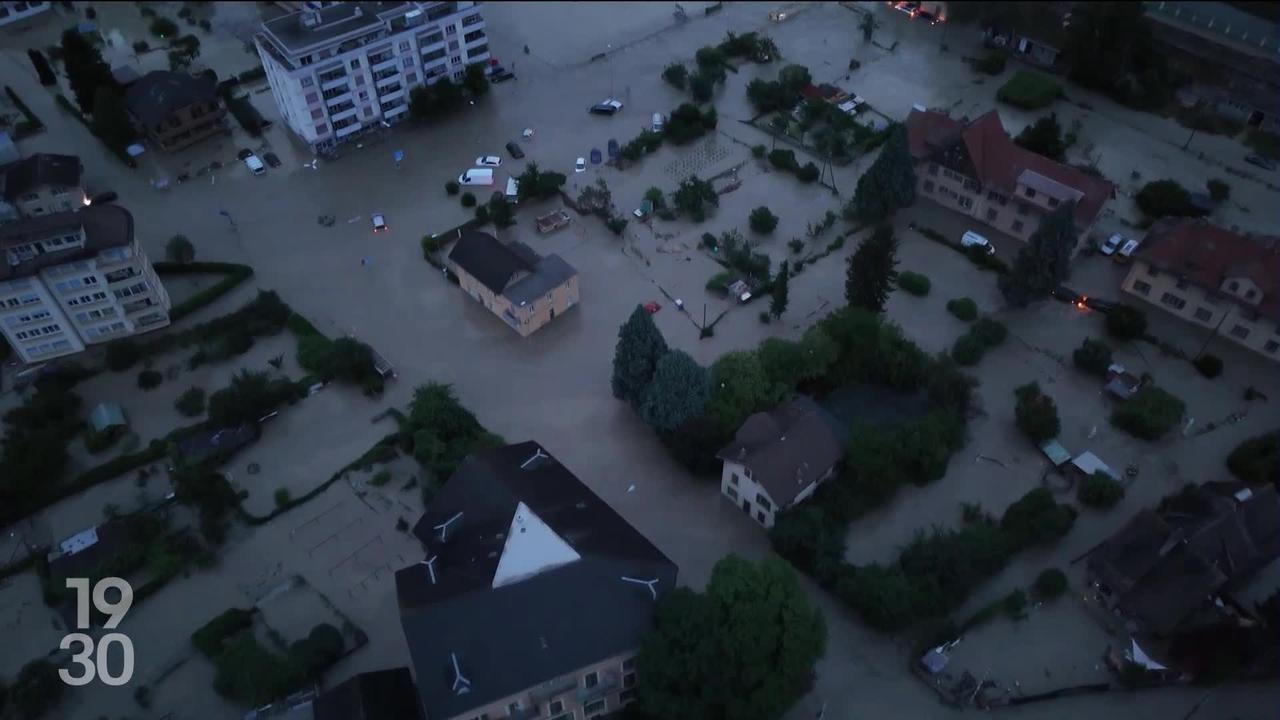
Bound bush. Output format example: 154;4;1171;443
951;334;985;366
1003;589;1029;621
1106;304;1148;340
1111;385;1186;441
971;318;1008;347
166;234;196;264
975;52;1007;75
369;470;391;486
1135;179;1207;218
1014;382;1060;445
274;488;291;507
996;70;1062;109
796;162;820;183
662;62;688;89
1073;338;1113;376
1193;353;1223;378
606;217;628;235
137;369;163;390
460;191;476;207
752;144;766;158
898;271;931;296
192;608;255;659
150;17;179;38
445;180;459;195
946;297;977;321
768;148;797;171
1000;487;1077;551
749;206;779;233
1206;178;1230;202
1033;568;1067;600
1078;470;1125;509
106;338;141;371
132;40;150;53
474;204;490;223
175;387;206;417
1227;431;1280;486
706;271;734;294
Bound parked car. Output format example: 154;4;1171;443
371;213;388;233
236;148;254;161
489;66;515;82
263;152;281;168
505;177;519;203
896;2;921;17
960;230;995;255
916;9;939;23
651;112;665;132
505;141;525;159
1114;238;1141;263
589;99;624;116
458;168;494;186
89;191;118;206
1051;286;1083;305
1099;233;1124;255
475;155;502;167
243;154;265;176
575;157;586;173
1084;297;1118;314
1245;154;1276;171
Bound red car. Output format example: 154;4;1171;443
643;302;661;314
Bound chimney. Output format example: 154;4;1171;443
795;462;808;484
300;8;321;28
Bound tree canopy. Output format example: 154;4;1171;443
641;350;710;431
705;351;782;434
612;306;670;409
845;224;899;313
1063;3;1173;110
61;28;119;114
845;125;916;223
770;260;790;319
1014;112;1066;161
1014;382;1061;444
998;200;1077;307
636;555;826;720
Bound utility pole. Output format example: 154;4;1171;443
1194;303;1230;359
1182;128;1197;151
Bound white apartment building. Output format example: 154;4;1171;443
255;1;489;155
0;1;50;27
0;205;171;364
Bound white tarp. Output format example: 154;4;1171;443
1128;639;1168;671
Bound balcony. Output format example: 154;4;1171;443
104;267;139;284
320;74;349;91
383;103;409;120
329;105;358;122
123;297;154;314
575;672;619;703
335;122;362;139
373;68;400;84
371;56;398;73
527;678;577;707
324;90;353;107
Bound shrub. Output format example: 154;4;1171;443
1000;487;1077;551
752;144;766;158
975;52;1006;75
1111;385;1186;441
192;608;255;659
898;271;931;296
1014;382;1060;445
166;234;196;264
662;62;688;89
474;204;490;223
706;271;734;294
749;206;779;233
972;318;1008;347
1033;568;1068;600
369;470;391;487
1003;589;1029;621
150;17;179;38
768;148;798;171
1135;179;1206;218
1073;338;1113;376
445;180;459;195
796;162;820;183
199;19;212;31
946;297;977;321
137;369;163;390
1193;353;1223;378
1227;432;1280;486
1078;470;1125;509
460;191;476;207
273;488;291;507
1106;304;1148;340
951;333;985;366
1206;178;1230;202
606;217;629;235
175;387;206;417
996;70;1062;110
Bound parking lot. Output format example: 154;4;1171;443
2;2;1279;719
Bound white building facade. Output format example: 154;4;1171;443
255;1;489;155
719;460;826;529
1;206;170;364
0;1;50;27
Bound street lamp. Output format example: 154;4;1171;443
608;43;614;96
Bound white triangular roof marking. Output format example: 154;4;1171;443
491;501;581;588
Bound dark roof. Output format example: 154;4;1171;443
313;668;422;720
0;153;83;200
397;441;677;720
716;396;845;507
177;423;261;465
111;65;142;87
1138;218;1280;324
0;204;134;281
46;520;128;581
447;231;578;305
1088;510;1178;596
262;2;412;54
904;109;1115;229
124;71;218;128
1117;544;1227;635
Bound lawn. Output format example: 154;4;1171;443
997;70;1063;110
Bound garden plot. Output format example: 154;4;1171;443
255;575;366;655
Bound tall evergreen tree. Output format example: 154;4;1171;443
1014;113;1066;161
998;201;1078;307
27;49;57;86
61;29;117;115
845;224;899;313
611;306;669;409
770;260;790;319
845;125;917;223
90;87;136;149
640;350;709;431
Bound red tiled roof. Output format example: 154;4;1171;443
1140;218;1280;323
905;109;1116;229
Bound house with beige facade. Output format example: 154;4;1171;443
0;205;170;364
125;71;228;152
397;441;676;720
0;153;86;220
1121;218;1280;361
716;396;845;529
447;230;579;336
904;109;1114;245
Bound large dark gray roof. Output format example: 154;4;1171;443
0;204;133;281
0;153;83;200
505;252;578;307
447;232;578;306
313;668;422;720
717;396;845;506
125;71;217;128
397;441;677;720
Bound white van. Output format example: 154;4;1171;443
458;168;494;186
652;112;665;132
505;176;519;204
1114;238;1141;263
244;154;265;176
960;230;994;255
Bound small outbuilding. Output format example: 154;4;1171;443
88;402;127;434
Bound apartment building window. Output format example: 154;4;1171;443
450;55;462;65
756;510;768;524
1160;292;1186;310
1230;325;1250;340
726;486;738;501
549;700;564;715
986;208;998;221
300;76;313;87
464;30;485;43
622;672;636;688
399;41;411;51
1193;307;1213;322
449;40;460;51
928;163;938;176
622;657;636;672
1245;288;1257;300
583;671;599;688
1264;340;1278;353
756;494;772;511
311;108;324;119
922;180;935;193
1175;278;1189;290
462;13;482;26
422;31;444;45
355;74;366;85
957;196;973;210
405;72;417;84
446;24;457;35
583;700;605;716
403;57;413;67
1048;197;1059;207
423;48;446;62
1024;187;1037;198
350;59;360;69
1227;280;1239;292
619;689;637;704
506;702;520;714
468;44;488;57
1012;220;1024;233
427;2;457;21
729;473;739;486
314;123;328;135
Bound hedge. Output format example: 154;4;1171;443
192;607;256;659
898;271;931;297
1073;338;1113;376
4;85;44;137
946;298;977;321
240;432;401;525
155;262;255;322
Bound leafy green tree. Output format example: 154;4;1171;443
1111;385;1185;441
695;46;727;73
175;387;206;417
1078;471;1125;508
61;28;118;114
748;79;789;115
770;506;845;574
611;306;669;409
1206;178;1230;202
1227;431;1280;486
770;260;790;319
1062;2;1172;109
28;48;56;86
669;175;717;221
846;125;916;222
706;351;781;433
637;556;826;720
845;224;899;313
1135;179;1205;218
409;77;465;121
166;234;196;264
462;62;490;97
999;200;1078;307
757;329;837;389
749;206;779;233
859;13;878;42
1073;338;1113;375
1033;568;1068;600
1000;488;1077;551
690;72;714;102
514;162;567;202
207;370;296;428
90;86;138;150
640;351;709;431
662;62;688;89
1014;382;1060;444
777;64;812;95
1014;112;1066;161
1105;304;1148;340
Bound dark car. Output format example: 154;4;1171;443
1245;154;1276;171
588;99;624;116
90;191;118;206
505;141;525;159
1051;286;1083;304
263;152;281;168
1083;296;1118;314
236;148;254;161
489;66;515;83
